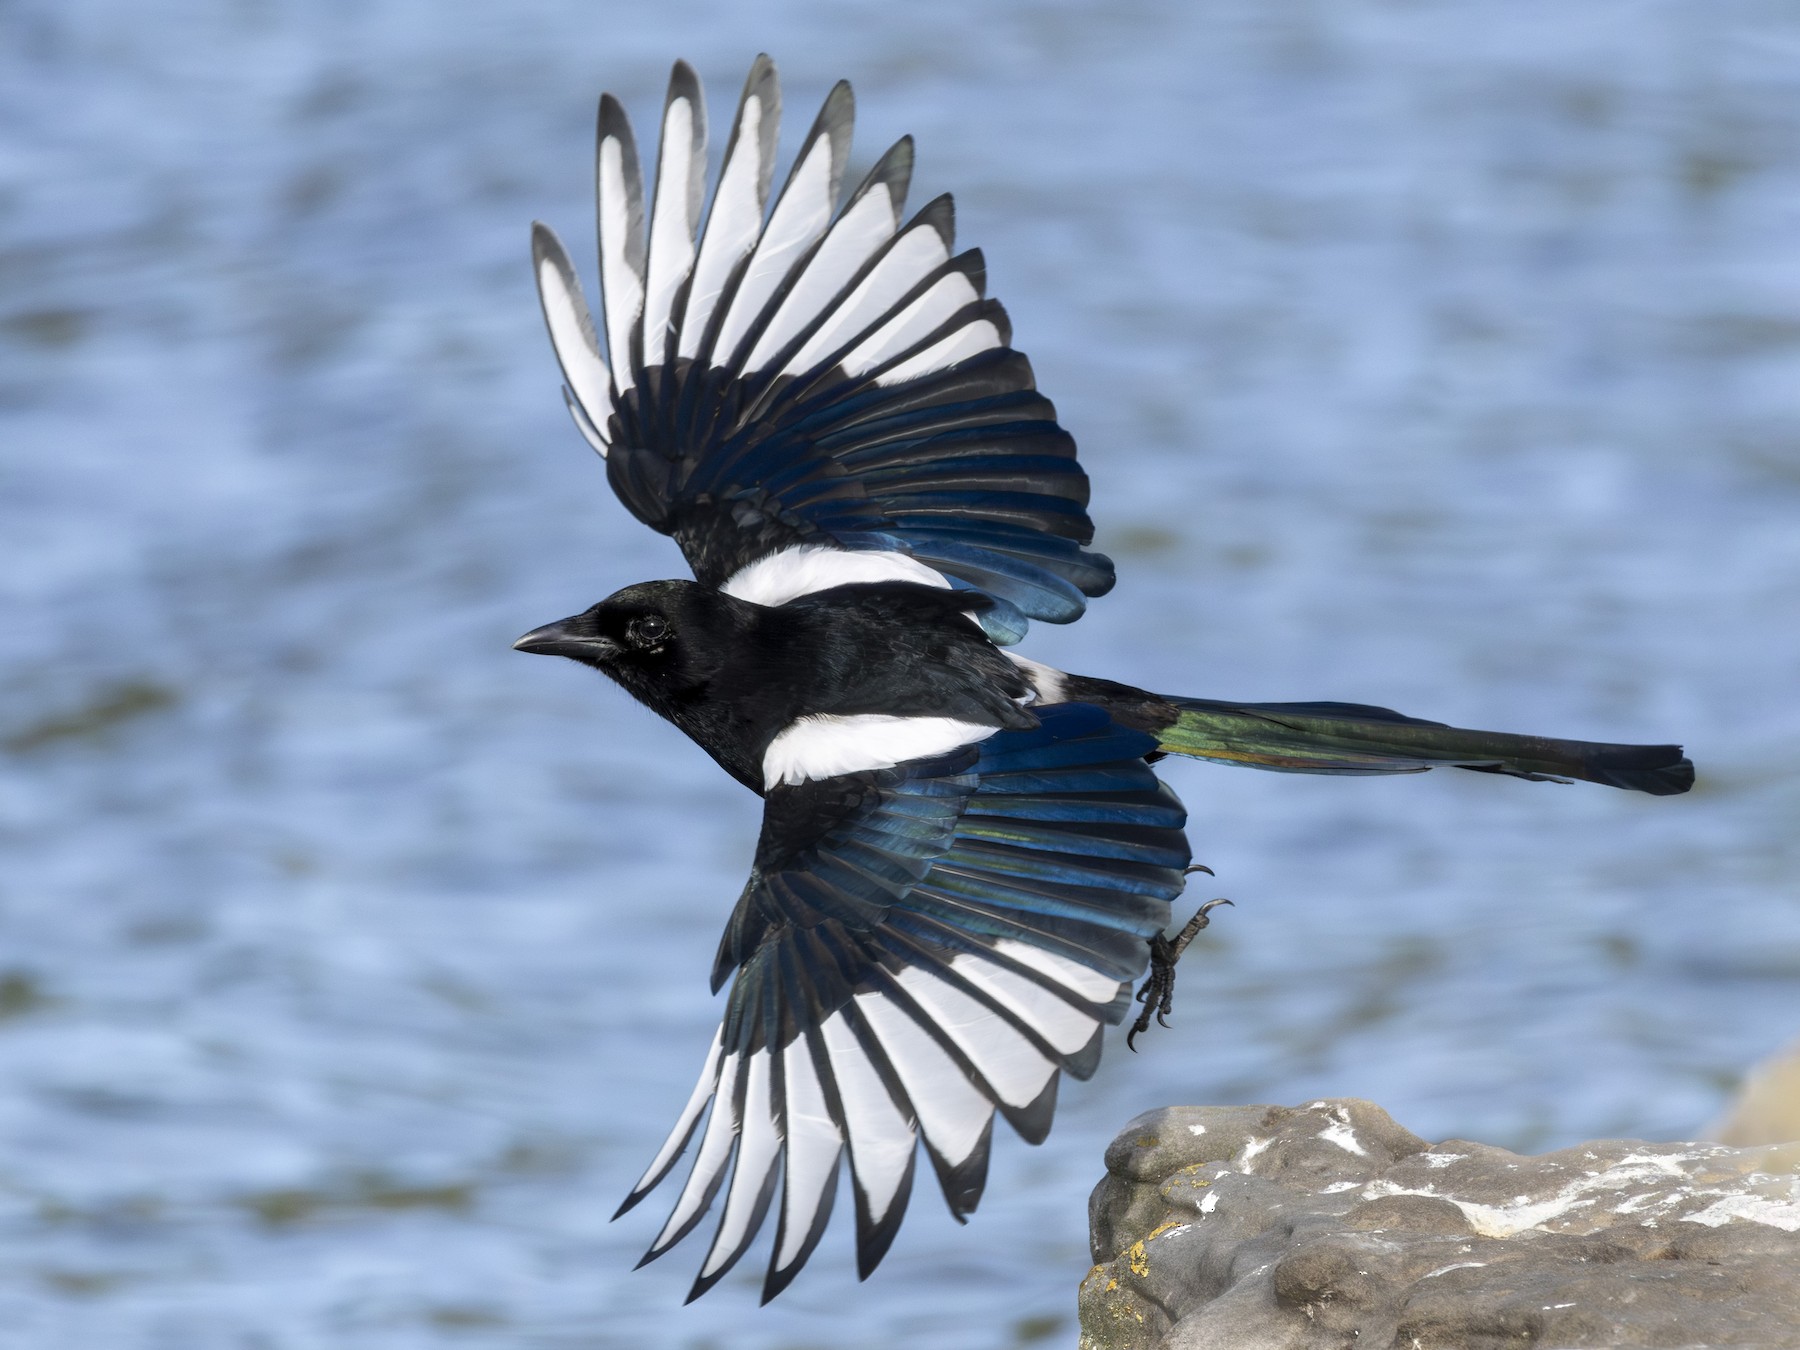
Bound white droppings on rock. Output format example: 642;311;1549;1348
1187;1123;1207;1136
1199;1189;1220;1214
1617;1150;1713;1178
1365;1151;1743;1239
1682;1192;1800;1232
1322;1180;1361;1193
1318;1114;1368;1156
1422;1261;1487;1279
1424;1152;1466;1169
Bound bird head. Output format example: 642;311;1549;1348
513;580;747;716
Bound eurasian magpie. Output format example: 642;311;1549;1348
513;56;1694;1303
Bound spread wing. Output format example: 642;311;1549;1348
531;56;1114;644
615;703;1190;1301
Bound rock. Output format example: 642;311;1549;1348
1080;1099;1800;1350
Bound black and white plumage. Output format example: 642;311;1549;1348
515;57;1694;1301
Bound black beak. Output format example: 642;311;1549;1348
512;617;621;662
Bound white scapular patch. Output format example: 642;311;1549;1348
722;544;949;608
1003;653;1069;706
763;714;997;789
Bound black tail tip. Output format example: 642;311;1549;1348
1595;749;1694;796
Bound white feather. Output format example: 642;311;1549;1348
628;1027;724;1197
782;223;951;376
743;183;897;373
993;939;1123;1006
642;95;702;365
699;1049;779;1277
562;387;610;457
951;951;1098;1056
892;965;1057;1109
764;715;997;789
774;1036;843;1271
820;1011;914;1225
679;93;769;359
875;318;1003;387
714;133;837;365
597;132;644;396
533;238;612;447
1002;653;1070;706
856;988;993;1166
649;1050;740;1251
723;544;949;608
839;270;982;378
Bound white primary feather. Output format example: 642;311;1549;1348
648;1050;741;1252
628;1027;724;1198
820;1011;915;1225
679;90;770;359
993;939;1123;1005
855;987;993;1166
839;269;982;378
597;126;645;396
743;181;899;373
782;221;952;376
713;130;840;365
763;714;997;789
875;318;1003;387
699;1049;779;1277
561;387;610;457
723;544;949;608
774;1036;843;1271
642;90;705;365
532;229;613;450
892;965;1057;1109
952;950;1099;1056
1002;653;1071;707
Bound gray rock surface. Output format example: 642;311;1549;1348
1081;1099;1800;1349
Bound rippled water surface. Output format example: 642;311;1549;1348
4;1;1799;1345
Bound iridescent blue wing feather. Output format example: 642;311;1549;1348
615;704;1189;1301
532;57;1115;638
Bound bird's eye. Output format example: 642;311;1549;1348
626;615;669;649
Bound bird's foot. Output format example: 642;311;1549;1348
1128;890;1232;1052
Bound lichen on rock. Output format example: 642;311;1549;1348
1080;1098;1800;1349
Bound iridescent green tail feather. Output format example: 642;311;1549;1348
1154;697;1693;795
1057;673;1693;796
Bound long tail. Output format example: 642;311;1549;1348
1056;672;1694;796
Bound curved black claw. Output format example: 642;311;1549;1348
1128;898;1234;1052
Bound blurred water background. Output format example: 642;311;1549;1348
3;0;1799;1345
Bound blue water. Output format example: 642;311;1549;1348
4;1;1798;1345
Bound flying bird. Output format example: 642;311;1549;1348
514;56;1693;1302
